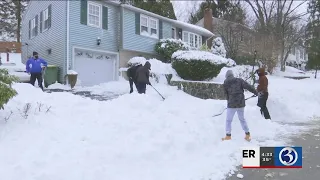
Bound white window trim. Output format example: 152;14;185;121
87;2;102;28
171;27;176;39
42;7;49;32
140;14;159;39
31;17;36;39
182;31;201;48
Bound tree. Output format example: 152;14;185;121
305;0;320;78
211;37;227;57
245;0;308;72
0;0;28;42
120;0;176;20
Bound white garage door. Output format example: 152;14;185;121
74;50;116;86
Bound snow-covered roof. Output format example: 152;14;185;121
106;1;214;37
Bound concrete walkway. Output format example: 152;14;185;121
227;122;320;180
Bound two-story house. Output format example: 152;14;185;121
21;0;213;86
286;44;308;70
196;8;256;58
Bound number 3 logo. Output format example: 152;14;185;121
279;147;298;166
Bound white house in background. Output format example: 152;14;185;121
286;44;308;71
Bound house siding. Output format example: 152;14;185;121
21;0;67;82
68;1;119;69
122;9;172;54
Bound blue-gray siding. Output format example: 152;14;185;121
21;0;67;82
68;1;119;68
122;9;172;54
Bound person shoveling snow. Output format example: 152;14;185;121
26;51;47;91
222;70;258;141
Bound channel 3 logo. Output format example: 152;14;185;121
275;146;302;168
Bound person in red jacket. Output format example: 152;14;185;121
256;68;271;120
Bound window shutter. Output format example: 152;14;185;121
28;20;31;39
102;6;108;30
159;20;163;39
40;11;43;33
135;12;140;35
35;15;38;36
80;0;87;25
48;4;52;28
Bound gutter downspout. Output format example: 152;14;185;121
66;0;70;83
206;34;215;47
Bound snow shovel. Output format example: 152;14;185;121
150;84;165;100
212;95;257;117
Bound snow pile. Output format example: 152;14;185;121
159;38;190;49
0;53;30;82
211;37;227;58
128;57;147;67
1;72;320;180
273;66;310;78
67;69;78;75
172;50;236;66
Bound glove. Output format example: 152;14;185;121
130;89;133;93
258;92;263;97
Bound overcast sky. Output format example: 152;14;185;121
171;0;309;25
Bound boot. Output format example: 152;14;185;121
222;134;231;141
245;132;251;141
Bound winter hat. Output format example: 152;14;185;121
144;61;151;70
33;51;38;56
225;70;234;79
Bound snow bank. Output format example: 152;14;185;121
172;50;236;66
273;66;310;78
0;53;30;82
128;57;147;66
1;73;320;180
127;57;176;75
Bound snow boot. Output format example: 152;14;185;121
222;134;231;141
245;132;251;141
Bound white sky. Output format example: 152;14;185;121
171;0;309;25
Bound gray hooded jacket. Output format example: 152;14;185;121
135;61;151;84
223;70;257;108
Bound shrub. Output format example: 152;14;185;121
0;68;18;109
171;50;233;81
234;55;255;66
211;37;227;58
199;44;211;52
154;38;190;63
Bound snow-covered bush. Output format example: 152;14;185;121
211;37;227;58
154;38;190;63
0;69;18;109
171;50;233;81
127;57;147;67
199;44;211;52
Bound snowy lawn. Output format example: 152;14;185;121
1;68;320;180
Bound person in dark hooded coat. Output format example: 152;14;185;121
127;64;142;93
222;70;258;141
135;61;151;94
256;68;271;120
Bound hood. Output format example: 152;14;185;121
225;70;234;79
144;61;151;70
257;68;266;76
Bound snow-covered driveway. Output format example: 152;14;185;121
0;74;320;180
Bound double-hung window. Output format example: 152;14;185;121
88;2;101;28
31;17;36;38
43;8;49;31
140;14;158;38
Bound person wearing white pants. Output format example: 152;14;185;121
222;70;258;141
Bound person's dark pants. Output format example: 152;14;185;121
129;78;138;93
136;82;146;94
257;92;271;119
30;72;44;90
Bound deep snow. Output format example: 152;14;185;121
1;66;320;180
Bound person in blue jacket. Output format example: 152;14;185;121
26;51;48;90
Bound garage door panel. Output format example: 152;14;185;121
74;50;116;86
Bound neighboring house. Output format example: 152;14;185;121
21;0;213;86
286;44;308;71
196;8;256;57
0;42;21;53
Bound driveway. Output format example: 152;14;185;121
44;89;124;101
227;121;320;180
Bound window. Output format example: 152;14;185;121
88;2;101;28
31;17;36;38
140;14;158;38
43;8;49;31
171;27;176;39
182;31;202;48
